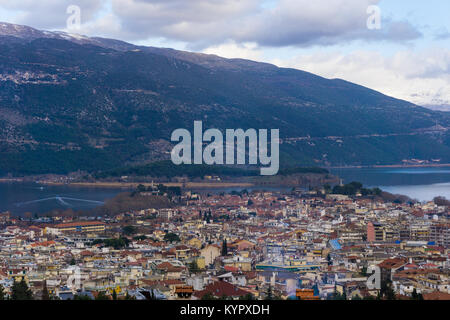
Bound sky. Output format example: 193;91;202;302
1;0;450;107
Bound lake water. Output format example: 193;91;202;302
1;167;449;215
0;182;131;216
330;167;450;202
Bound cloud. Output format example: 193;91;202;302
0;0;423;48
233;0;421;47
434;27;450;40
109;0;261;46
109;0;422;48
0;0;440;106
0;0;104;30
271;48;450;106
203;41;263;60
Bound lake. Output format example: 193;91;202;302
1;166;449;215
330;167;450;202
0;182;131;216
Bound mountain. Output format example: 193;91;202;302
424;105;450;112
0;22;449;175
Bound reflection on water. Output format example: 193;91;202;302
330;167;450;202
0;182;131;216
385;169;450;174
382;183;450;202
16;196;105;207
1;166;449;215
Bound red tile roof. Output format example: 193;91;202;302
423;291;450;300
378;258;406;270
194;281;249;299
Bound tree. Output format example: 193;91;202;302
380;279;396;300
74;294;92;300
221;239;228;256
188;260;200;273
265;285;273;300
0;285;5;300
360;265;367;276
11;279;33;300
411;288;418;300
95;291;109;300
122;225;137;236
411;288;423;300
41;280;50;300
327;253;332;266
112;289;117;300
163;232;180;242
239;293;255;300
433;196;450;206
136;184;146;193
201;293;216;300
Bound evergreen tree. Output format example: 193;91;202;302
11;278;33;300
0;284;5;300
411;288;418;300
380;279;396;300
41;280;50;300
239;293;255;300
95;291;109;300
74;294;92;300
201;292;216;300
265;285;273;300
360;265;367;276
188;260;200;273
221;239;228;256
112;289;117;300
411;288;423;300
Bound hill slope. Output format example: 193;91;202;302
0;22;449;174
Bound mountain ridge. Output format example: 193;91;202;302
0;22;449;175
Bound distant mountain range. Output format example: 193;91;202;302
424;105;450;112
0;22;449;175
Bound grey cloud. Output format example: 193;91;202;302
111;0;422;48
434;28;450;40
0;0;105;30
0;0;423;48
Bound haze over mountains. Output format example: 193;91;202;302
0;22;449;175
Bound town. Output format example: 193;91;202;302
0;183;448;300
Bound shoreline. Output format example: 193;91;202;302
37;181;255;189
1;163;450;187
328;163;450;169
